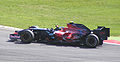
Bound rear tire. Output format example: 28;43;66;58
85;34;99;48
19;30;34;43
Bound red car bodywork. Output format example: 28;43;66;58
54;23;90;42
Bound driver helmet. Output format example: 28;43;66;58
55;25;59;27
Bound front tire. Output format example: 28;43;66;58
19;30;34;43
85;34;99;48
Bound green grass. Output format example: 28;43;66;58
0;0;120;36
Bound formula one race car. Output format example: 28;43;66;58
9;22;110;48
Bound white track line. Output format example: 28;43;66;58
0;25;22;31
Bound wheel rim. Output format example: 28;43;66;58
21;32;30;40
87;37;97;47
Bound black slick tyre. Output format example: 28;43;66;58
85;34;99;48
19;30;34;43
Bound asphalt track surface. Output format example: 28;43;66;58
0;28;120;62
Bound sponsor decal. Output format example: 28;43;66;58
10;35;20;38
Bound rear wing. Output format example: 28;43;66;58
105;28;110;37
93;26;110;37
